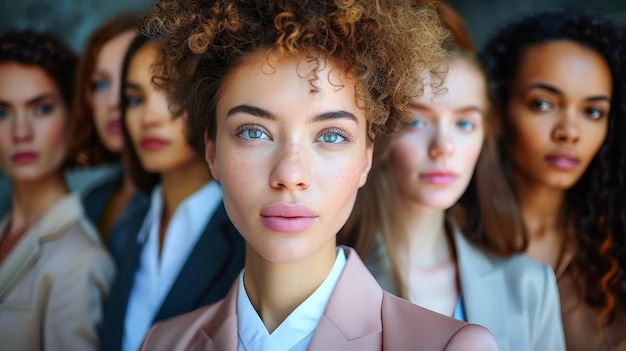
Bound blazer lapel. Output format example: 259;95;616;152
200;281;239;350
155;202;245;322
0;195;83;299
454;229;510;351
308;247;383;351
99;201;149;350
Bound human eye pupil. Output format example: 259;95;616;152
407;119;423;128
37;104;53;115
323;133;338;143
249;129;262;138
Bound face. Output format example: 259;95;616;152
124;42;200;173
90;30;136;153
389;57;485;210
0;63;69;182
507;40;611;190
208;53;373;264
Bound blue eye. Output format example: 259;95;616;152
126;96;143;107
35;104;54;115
0;108;6;119
586;107;606;120
529;99;552;112
407;118;425;128
239;127;269;140
456;119;475;131
317;132;346;144
93;80;110;92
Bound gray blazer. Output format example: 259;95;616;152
366;227;566;351
0;194;115;351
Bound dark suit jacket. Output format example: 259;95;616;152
99;199;245;351
140;247;497;351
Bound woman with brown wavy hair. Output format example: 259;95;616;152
135;0;498;350
341;3;564;350
481;10;626;351
68;14;141;246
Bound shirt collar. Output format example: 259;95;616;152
137;181;222;243
236;248;347;350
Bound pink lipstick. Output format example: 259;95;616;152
419;170;458;185
140;136;169;151
11;152;38;164
260;203;317;233
544;151;580;170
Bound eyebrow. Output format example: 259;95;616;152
0;93;58;107
124;82;142;91
410;102;484;115
523;82;611;103
226;104;359;124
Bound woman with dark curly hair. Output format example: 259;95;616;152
67;14;143;248
481;11;626;351
135;0;498;350
0;29;114;350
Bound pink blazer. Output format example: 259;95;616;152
141;247;497;350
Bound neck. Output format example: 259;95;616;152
397;199;452;268
10;171;68;229
515;173;566;239
159;158;212;221
515;172;569;270
243;239;337;333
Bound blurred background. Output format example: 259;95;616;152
1;0;624;52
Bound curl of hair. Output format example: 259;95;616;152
67;14;140;167
141;0;451;155
481;10;626;324
0;29;78;165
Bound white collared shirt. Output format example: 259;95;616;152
236;248;347;351
122;181;222;351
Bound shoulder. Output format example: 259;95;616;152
490;252;556;298
381;293;497;350
141;303;222;350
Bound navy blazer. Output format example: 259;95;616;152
99;199;245;351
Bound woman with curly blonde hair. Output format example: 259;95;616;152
135;0;498;350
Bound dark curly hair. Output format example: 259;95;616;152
0;29;77;111
68;14;140;167
481;10;626;325
141;0;451;155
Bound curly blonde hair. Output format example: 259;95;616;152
142;0;450;154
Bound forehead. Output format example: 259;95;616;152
514;40;612;95
0;62;59;102
127;42;159;81
414;57;487;109
217;53;362;119
97;30;136;68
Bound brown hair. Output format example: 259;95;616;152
141;0;451;155
339;4;524;298
68;13;140;166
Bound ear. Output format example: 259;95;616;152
205;131;220;181
358;140;374;188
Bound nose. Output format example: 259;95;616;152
269;142;311;191
11;112;34;143
428;124;454;160
140;96;168;128
551;111;580;144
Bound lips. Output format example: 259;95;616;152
140;136;169;150
419;170;458;185
106;119;121;133
544;151;580;170
11;151;39;164
260;203;317;233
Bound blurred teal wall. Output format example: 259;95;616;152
0;0;624;53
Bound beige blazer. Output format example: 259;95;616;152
0;194;115;351
140;246;497;351
366;227;565;351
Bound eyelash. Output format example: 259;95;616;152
316;127;352;144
